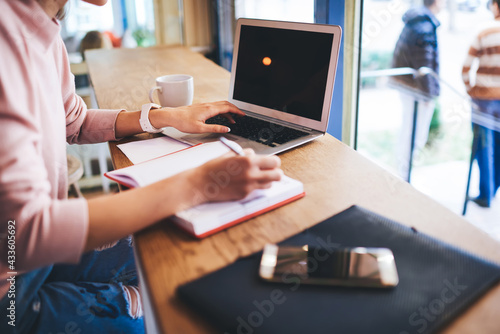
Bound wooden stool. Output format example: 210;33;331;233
67;154;84;198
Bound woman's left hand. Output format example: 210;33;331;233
156;101;245;133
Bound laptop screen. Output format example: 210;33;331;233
232;25;334;122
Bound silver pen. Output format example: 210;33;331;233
219;137;245;156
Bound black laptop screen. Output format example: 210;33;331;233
232;25;334;122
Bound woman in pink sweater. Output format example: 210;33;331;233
0;0;282;333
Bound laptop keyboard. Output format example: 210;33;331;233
205;115;309;147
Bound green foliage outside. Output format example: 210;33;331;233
358;51;471;169
358;115;471;170
360;50;393;87
132;28;156;47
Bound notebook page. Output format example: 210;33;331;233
175;176;304;236
107;141;230;187
117;137;190;164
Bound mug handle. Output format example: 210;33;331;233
149;86;162;104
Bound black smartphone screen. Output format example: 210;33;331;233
306;247;381;281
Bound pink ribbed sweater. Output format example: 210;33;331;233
0;0;123;299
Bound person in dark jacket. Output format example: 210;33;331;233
392;0;444;179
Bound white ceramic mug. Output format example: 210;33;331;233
149;74;194;107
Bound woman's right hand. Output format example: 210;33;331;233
190;149;283;204
86;149;282;251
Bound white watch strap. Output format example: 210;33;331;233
140;103;162;133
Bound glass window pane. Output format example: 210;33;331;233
62;0;156;51
64;0;115;36
356;0;498;218
235;0;314;23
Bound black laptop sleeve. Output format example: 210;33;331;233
177;205;500;334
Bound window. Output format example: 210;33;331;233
234;0;315;22
63;0;115;39
61;0;156;55
355;0;496;217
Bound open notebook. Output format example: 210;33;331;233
105;141;305;238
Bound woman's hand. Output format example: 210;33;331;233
115;100;244;138
152;101;246;134
190;149;283;203
86;149;281;251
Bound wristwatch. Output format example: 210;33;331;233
140;103;162;133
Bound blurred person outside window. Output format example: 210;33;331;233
391;0;445;179
462;0;500;208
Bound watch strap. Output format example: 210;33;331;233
140;103;162;133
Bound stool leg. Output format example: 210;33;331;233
463;124;479;215
71;182;84;198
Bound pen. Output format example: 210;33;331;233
219;136;245;156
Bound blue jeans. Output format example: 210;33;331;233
472;99;500;206
0;238;144;334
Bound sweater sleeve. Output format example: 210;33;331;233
0;31;89;272
462;36;480;94
0;105;90;271
54;38;125;145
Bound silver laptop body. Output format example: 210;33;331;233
162;18;342;155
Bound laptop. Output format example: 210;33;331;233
162;18;342;155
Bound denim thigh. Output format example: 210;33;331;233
47;237;138;286
0;237;143;334
29;280;144;334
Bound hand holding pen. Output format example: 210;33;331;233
219;136;245;156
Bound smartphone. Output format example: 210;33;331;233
259;244;399;288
